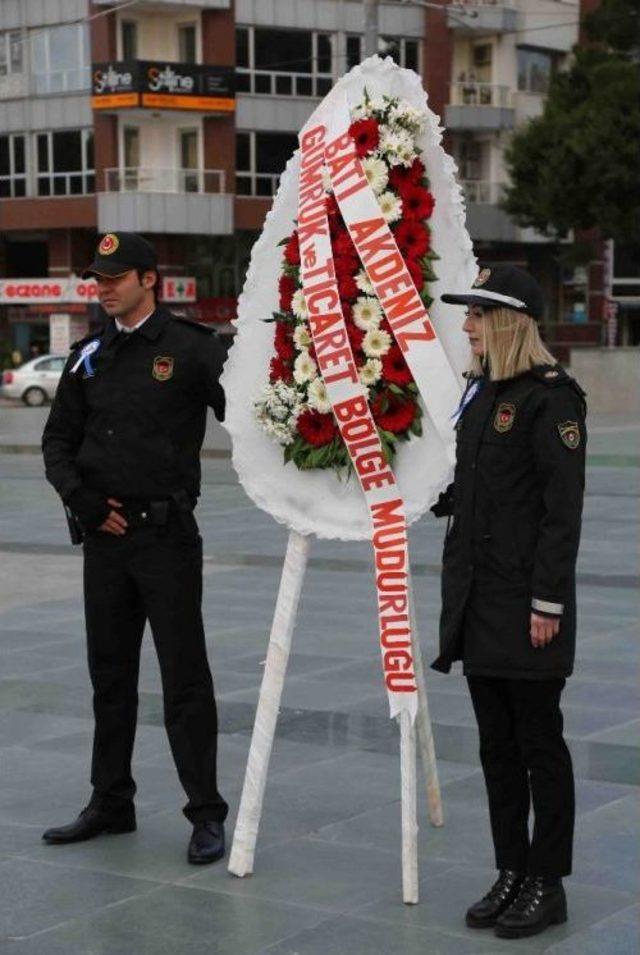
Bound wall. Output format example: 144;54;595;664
570;348;640;414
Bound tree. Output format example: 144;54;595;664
502;0;640;247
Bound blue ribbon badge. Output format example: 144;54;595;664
70;339;101;377
452;378;483;422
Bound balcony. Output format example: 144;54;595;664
461;179;517;242
93;0;230;8
98;167;233;235
91;61;235;114
445;82;515;130
447;0;518;36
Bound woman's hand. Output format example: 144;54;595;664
530;612;560;648
99;498;128;536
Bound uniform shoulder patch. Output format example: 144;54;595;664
171;316;215;335
494;402;516;433
557;421;581;450
530;364;569;387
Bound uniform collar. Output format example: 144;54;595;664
102;307;170;346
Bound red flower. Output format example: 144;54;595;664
394;221;430;260
284;232;300;266
278;274;296;312
372;391;416;434
332;230;357;260
269;356;293;384
346;321;365;353
406;258;425;293
274;321;295;361
401;185;435;222
297;410;337;447
338;273;358;302
382;345;414;386
334;253;359;280
325;194;341;220
389;158;425;190
348;118;380;158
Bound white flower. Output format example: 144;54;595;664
388;103;426;134
361;156;388;195
362;327;392;358
377;190;403;224
293;323;312;350
254;381;303;446
321;164;333;194
353;296;383;330
379;127;416;167
359;358;383;387
293;349;318;385
307;377;332;414
291;288;308;321
355;269;375;296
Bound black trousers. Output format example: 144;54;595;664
467;675;574;879
83;515;228;824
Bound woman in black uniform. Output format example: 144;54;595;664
431;265;587;940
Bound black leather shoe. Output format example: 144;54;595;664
42;805;136;845
495;876;567;938
188;821;225;865
465;869;524;928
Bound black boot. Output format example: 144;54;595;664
188;821;225;865
495;876;567;939
466;870;524;928
42;804;136;845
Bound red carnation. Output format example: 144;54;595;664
372;391;416;434
278;274;296;312
346;321;365;353
332;230;357;259
401;185;435;222
274;321;295;361
348;118;380;158
284;232;300;266
406;258;425;293
325;194;341;220
338;273;359;302
297;410;337;447
382;345;414;386
334;253;359;280
269;356;293;384
389;158;425;190
394;221;430;260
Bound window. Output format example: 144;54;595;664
236;131;298;196
178;24;197;64
236;27;332;97
30;23;90;94
517;47;556;94
36;357;65;372
36;129;94;196
121;20;138;61
346;35;421;73
0;30;24;76
180;129;199;192
0;134;27;197
120;126;140;190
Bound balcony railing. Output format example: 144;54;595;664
104;167;226;194
236;68;332;98
236;172;280;198
461;180;506;204
449;82;514;108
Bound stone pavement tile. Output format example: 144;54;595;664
3;883;327;955
0;629;77;653
573;658;640;686
578;630;640;664
352;863;637;954
0;856;156;940
573;795;640;893
0;709;89;748
545;902;640;955
222;676;383;714
584;718;640;746
563;680;639;712
222;650;359;680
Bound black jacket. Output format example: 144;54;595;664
42;307;226;508
431;364;587;680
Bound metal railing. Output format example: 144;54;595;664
461;180;506;204
104;167;226;194
236;68;332;98
449;82;514;108
235;172;280;198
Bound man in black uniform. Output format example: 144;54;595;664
41;232;228;864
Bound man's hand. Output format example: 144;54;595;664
530;612;560;648
98;498;128;536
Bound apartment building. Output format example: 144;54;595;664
1;0;614;360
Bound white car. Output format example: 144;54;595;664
1;354;66;406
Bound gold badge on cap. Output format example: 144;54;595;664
473;268;491;288
152;356;174;382
494;402;516;433
558;421;580;449
98;233;119;256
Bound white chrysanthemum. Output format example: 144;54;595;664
353;296;383;331
362;327;392;358
359;358;383;387
293;349;318;385
388;103;426;134
254;381;303;446
361;156;388;196
366;93;387;115
291;288;308;321
355;269;375;296
321;164;333;194
377;190;403;224
293;323;312;350
379;127;416;167
307;377;332;414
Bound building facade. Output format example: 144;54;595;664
1;0;617;364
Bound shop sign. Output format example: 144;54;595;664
0;277;98;305
92;61;235;112
161;277;197;302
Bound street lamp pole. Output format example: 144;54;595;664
363;0;379;57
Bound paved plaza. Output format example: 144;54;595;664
0;405;638;954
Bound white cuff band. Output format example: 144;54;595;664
532;598;564;615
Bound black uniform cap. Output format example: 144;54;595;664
441;265;545;321
82;232;158;279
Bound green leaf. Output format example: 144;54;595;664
410;417;423;437
388;383;405;396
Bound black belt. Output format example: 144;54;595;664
119;499;171;529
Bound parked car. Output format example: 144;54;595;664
1;354;66;406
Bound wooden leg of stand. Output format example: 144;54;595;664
400;710;419;904
228;531;310;877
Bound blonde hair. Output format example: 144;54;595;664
469;307;557;381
